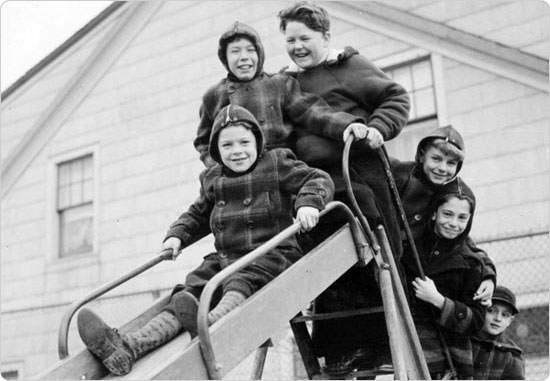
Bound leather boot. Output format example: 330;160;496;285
78;308;181;376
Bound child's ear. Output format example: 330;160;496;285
431;212;436;221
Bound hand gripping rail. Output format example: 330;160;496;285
196;201;365;380
57;235;206;359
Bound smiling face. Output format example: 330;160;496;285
283;21;330;69
420;146;459;185
217;124;258;172
226;38;258;81
482;302;515;336
432;196;471;240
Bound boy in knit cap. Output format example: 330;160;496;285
194;20;370;168
77;105;334;376
472;285;525;379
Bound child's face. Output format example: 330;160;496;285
420;146;459;185
482;302;515;336
432;196;471;239
226;38;258;81
217;125;258;172
284;21;330;69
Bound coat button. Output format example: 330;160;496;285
258;118;265;125
458;312;465;318
218;201;225;207
219;252;227;258
319;190;326;196
433;250;440;255
414;214;422;221
247;221;255;229
217;223;224;232
243;198;251;206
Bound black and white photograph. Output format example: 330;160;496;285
1;1;548;380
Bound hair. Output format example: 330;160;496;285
436;193;473;214
278;1;330;33
425;137;465;162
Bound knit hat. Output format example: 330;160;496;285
217;21;265;80
209;104;264;165
492;285;519;314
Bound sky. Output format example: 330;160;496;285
1;0;113;92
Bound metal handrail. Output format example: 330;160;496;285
196;201;365;380
57;249;173;358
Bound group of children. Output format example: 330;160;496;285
75;1;524;379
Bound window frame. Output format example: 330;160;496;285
47;145;100;263
374;49;449;126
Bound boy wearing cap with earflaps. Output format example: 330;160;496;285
391;125;497;305
77;105;334;376
472;285;525;379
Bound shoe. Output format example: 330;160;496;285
77;308;134;375
173;291;199;337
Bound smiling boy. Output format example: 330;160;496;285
78;105;334;376
194;21;367;168
472;286;525;380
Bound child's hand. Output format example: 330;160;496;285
343;123;369;141
473;279;494;307
163;237;182;260
342;124;384;149
412;276;445;309
296;206;320;233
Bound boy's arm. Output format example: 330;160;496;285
164;172;213;245
467;237;497;283
275;149;335;211
352;55;410;142
503;352;526;380
283;75;364;142
194;90;224;168
434;261;485;335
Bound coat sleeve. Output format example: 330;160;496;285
274;149;335;211
435;259;485;335
283;75;363;142
467;236;497;283
502;351;526;380
194;86;227;168
164;171;214;245
352;55;410;141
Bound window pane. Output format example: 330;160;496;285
59;204;93;257
83;156;93;180
70;182;83;206
71;159;83;184
415;88;436;118
57;185;71;210
82;179;93;203
412;60;433;89
58;163;72;186
390;66;413;91
409;94;417;121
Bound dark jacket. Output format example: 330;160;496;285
392;126;496;282
402;178;485;378
472;331;525;380
167;104;334;267
194;22;361;167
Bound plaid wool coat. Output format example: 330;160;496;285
472;331;525;380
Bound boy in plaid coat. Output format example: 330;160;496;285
77;105;334;376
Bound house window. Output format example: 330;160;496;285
385;58;437;123
56;154;94;257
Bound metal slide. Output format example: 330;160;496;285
32;201;372;380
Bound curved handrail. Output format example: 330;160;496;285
197;201;364;380
57;249;174;358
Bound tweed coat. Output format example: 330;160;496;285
194;22;361;167
402;178;485;379
472;331;525;380
165;105;334;298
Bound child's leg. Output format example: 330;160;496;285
207;290;247;325
77;308;181;376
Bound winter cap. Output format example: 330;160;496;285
416;125;465;173
218;21;265;80
209;104;264;165
492;285;519;314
